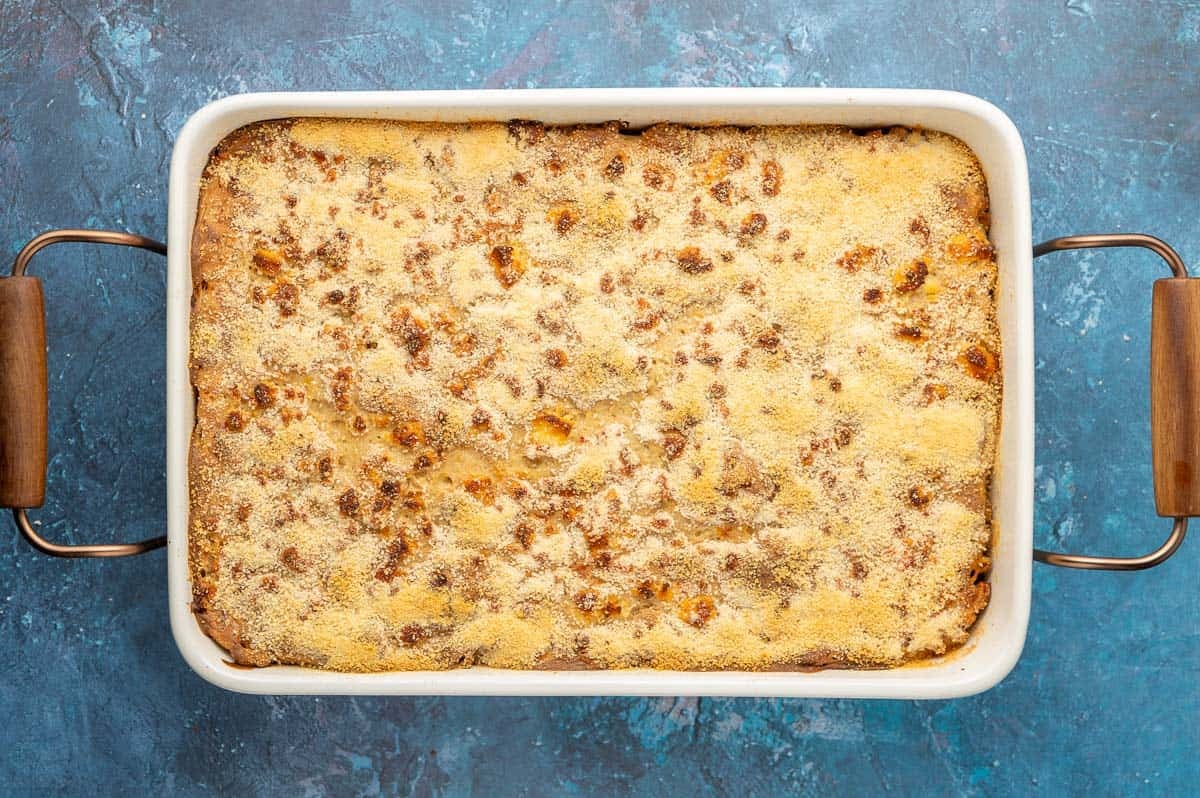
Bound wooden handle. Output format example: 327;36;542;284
1151;278;1200;516
0;277;48;509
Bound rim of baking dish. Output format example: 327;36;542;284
165;88;1033;697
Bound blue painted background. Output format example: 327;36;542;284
1;1;1197;795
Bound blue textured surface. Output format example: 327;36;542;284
1;2;1198;795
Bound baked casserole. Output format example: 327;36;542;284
188;118;999;671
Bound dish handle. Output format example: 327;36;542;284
1033;233;1191;570
0;229;167;557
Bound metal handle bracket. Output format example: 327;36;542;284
5;229;167;557
1034;233;1190;570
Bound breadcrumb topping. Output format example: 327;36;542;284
189;119;999;672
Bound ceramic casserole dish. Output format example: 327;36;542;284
1;88;1192;698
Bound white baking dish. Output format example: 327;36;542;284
14;87;1183;698
154;88;1034;698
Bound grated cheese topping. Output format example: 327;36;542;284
188;119;999;672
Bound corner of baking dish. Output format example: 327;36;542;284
165;88;1034;698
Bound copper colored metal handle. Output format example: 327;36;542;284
1033;233;1190;570
4;229;167;558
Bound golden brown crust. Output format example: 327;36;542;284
189;119;999;672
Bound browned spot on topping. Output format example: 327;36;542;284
828;377;842;392
314;232;349;272
464;477;496;506
676;246;713;274
922;383;949;404
511;171;528;185
530;413;572;445
601;596;622;618
514;522;534;550
959;343;999;380
280;546;304;572
274;282;299;316
430;570;449;587
327;289;346;305
599;273;615;294
755;330;781;351
894;258;929;293
740;212;767;237
776;229;791;242
718;444;778;499
642;163;674;191
545;348;568;368
636;579;671;600
707;382;727;399
506;119;545;145
451;332;476;355
910;216;930;242
661;429;687;460
632;299;660;331
702;149;746;181
389;307;430;357
894;325;926;342
585;528;609;554
338;488;359;517
412;450;436;470
630;211;651;231
762;159;782;196
398;623;426;646
352;415;367;433
688;207;707;226
471;408;492;431
317;456;333;482
679;595;717;628
392;420;425;447
574;589;598;613
945;232;995;262
604;154;625;179
330;367;353;411
253;382;275;408
547;205;578;235
224;411;245;432
723;553;740;571
908;486;932;509
488;244;527;289
375;533;412;581
835;423;853;447
863;287;884;304
837;244;879;273
252;248;284;277
709;180;732;204
943;183;992;226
